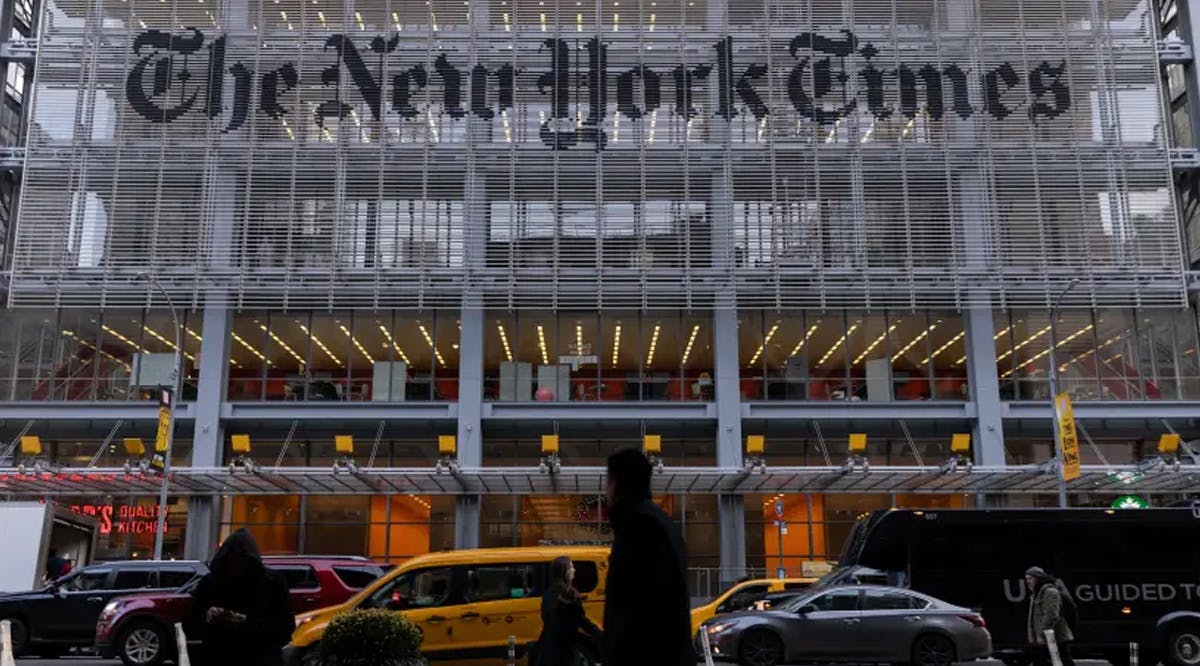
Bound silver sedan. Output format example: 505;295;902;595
697;585;992;666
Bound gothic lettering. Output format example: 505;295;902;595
122;29;1075;149
126;28;206;124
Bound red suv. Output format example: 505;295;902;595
96;556;385;666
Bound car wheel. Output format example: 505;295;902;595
118;622;169;666
739;629;784;666
911;634;956;666
1;617;30;657
1167;626;1200;666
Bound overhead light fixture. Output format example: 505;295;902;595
299;324;343;367
681;324;701;365
575;323;584;354
748;322;780;367
892;321;939;363
819;323;860;366
378;324;412;364
854;321;899;365
261;324;306;367
231;330;269;364
537;324;549;365
996;324;1052;363
63;330;131;372
645;323;662;366
955;324;1015;366
418;323;446;367
611;323;622;367
497;323;513;362
101;325;147;353
141;325;197;364
338;324;375;363
790;323;820;358
1060;333;1124;372
1001;325;1095;378
926;331;966;365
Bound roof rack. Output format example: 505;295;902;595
261;555;374;562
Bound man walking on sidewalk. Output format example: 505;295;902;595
603;448;694;666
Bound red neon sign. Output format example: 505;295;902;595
69;504;168;535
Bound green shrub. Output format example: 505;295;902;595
318;609;426;666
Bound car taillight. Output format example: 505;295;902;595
959;614;986;628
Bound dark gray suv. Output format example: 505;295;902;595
0;560;205;658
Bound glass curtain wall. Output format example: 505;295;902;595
739;311;967;401
227;311;459;401
0;308;202;401
996;308;1200;400
483;311;714;401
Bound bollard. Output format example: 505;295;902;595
1044;630;1064;666
1131;642;1139;666
700;628;716;666
1;619;15;666
507;635;516;666
174;622;191;666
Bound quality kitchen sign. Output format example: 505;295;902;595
124;28;1072;150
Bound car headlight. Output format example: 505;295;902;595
295;614;315;629
99;601;122;621
706;622;736;635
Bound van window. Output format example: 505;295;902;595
334;566;383;589
157;568;199;589
364;567;455;611
466;564;540;602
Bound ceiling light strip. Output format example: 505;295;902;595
261;325;306;367
377;325;412;364
299;324;343;367
790;323;820;358
418;323;446;367
1001;325;1095;378
645;324;662;366
611;324;621;367
338;324;376;364
892;321;940;363
747;322;780;367
497;323;513;362
681;324;701;365
854;321;899;365
537;325;549;365
819;323;859;366
925;331;966;365
996;324;1053;363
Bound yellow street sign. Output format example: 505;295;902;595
1055;392;1081;482
155;403;171;453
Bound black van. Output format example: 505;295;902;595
832;508;1200;666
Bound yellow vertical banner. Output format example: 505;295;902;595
151;388;173;472
1055;392;1081;482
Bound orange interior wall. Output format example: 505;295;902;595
229;496;301;554
762;494;826;575
368;496;432;562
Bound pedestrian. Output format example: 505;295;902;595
602;448;694;666
1025;566;1076;666
188;529;293;666
45;551;70;583
534;556;602;666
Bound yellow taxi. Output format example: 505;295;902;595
286;546;610;666
690;577;817;635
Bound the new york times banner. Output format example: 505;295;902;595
12;2;1185;310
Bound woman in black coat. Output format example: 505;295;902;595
187;529;294;666
534;556;602;666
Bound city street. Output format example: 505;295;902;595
16;660;1116;666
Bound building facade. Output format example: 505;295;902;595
1;0;1199;592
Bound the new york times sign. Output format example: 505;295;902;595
124;29;1071;150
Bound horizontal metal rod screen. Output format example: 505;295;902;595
9;0;1188;310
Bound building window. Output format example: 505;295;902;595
997;308;1200;401
484;310;712;402
227;310;459;401
739;310;966;401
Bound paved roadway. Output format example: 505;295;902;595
17;658;1122;666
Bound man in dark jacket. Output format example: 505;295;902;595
188;529;293;666
602;448;694;666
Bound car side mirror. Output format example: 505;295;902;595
797;604;817;616
53;586;66;597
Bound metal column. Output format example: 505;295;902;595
184;304;231;560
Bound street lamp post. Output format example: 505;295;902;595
137;272;182;561
1047;277;1080;509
